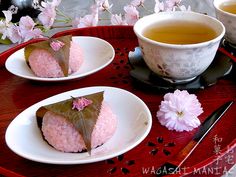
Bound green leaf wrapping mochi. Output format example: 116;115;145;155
25;35;83;78
36;92;117;153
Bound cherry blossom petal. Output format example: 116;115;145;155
124;5;139;25
79;13;98;28
7;24;22;43
0;27;9;40
154;0;165;13
0;11;18;41
41;0;61;8
96;0;113;11
0;20;9;40
51;0;62;7
50;40;65;51
166;0;182;8
178;5;191;11
19;16;37;40
0;21;5;34
130;0;145;7
72;3;99;28
156;90;203;132
23;28;42;42
111;14;128;25
38;6;56;28
37;0;61;28
72;97;93;111
155;0;165;13
19;16;35;31
2;10;12;23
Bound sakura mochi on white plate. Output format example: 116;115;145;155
5;36;115;82
5;86;152;164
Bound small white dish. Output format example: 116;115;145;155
5;37;115;82
5;86;152;164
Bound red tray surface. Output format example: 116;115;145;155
0;26;235;177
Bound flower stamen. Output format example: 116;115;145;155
177;111;184;118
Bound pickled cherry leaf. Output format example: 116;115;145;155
36;91;104;153
24;35;72;76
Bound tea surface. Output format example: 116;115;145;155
142;20;217;44
220;3;236;14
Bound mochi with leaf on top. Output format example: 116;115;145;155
36;91;117;153
24;35;83;78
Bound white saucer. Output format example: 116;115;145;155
5;37;115;82
5;86;152;164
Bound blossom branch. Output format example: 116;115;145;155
0;0;190;44
51;24;72;28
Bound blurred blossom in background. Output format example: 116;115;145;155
0;0;215;45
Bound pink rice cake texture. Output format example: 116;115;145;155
41;102;117;153
28;41;83;78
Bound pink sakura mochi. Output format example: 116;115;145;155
28;41;83;78
41;102;117;153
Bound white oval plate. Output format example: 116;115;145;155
5;37;115;82
5;86;152;164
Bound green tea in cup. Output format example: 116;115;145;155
142;20;217;45
133;11;225;83
219;2;236;14
214;0;236;44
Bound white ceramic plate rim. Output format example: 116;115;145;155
5;86;152;164
5;36;115;82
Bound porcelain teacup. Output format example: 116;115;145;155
133;11;225;83
214;0;236;45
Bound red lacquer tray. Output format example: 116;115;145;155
0;26;236;177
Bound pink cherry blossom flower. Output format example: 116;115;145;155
38;0;61;28
72;3;99;28
22;28;43;42
19;16;42;42
1;14;42;43
50;40;65;51
0;10;22;43
130;0;145;7
19;16;35;31
178;5;191;11
154;0;165;13
96;0;113;12
166;0;182;7
38;5;56;28
78;13;98;28
111;14;128;25
72;97;93;111
124;5;139;25
0;10;13;39
2;10;12;24
156;90;203;132
7;25;22;43
1;0;191;44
